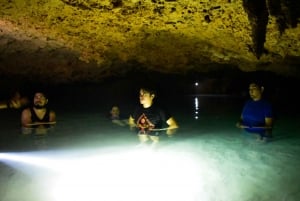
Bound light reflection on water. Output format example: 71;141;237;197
186;94;243;122
194;96;199;119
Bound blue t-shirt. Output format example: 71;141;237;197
241;99;272;134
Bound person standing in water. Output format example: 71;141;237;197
236;81;273;142
21;91;56;135
129;85;179;148
109;105;128;126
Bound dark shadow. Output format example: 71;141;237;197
243;0;300;59
267;0;300;33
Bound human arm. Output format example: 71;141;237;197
21;109;32;127
21;108;33;128
21;109;56;127
236;116;273;129
265;117;273;128
264;117;273;137
0;92;29;110
25;111;56;126
236;116;244;128
20;108;34;134
10;92;29;109
49;110;56;123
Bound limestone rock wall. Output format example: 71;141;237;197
0;0;299;83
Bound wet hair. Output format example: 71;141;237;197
250;80;264;88
247;71;268;88
28;84;48;97
34;91;48;99
140;85;157;95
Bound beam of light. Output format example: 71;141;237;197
1;147;205;201
49;149;203;201
0;152;75;171
0;153;54;167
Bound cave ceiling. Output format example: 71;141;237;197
0;0;300;83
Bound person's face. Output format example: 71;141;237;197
33;93;48;108
249;83;263;101
139;89;154;107
111;106;120;116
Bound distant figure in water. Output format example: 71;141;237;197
128;85;179;148
109;105;128;126
0;91;29;110
21;91;56;135
236;81;273;142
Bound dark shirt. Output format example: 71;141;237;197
131;104;171;134
30;107;51;128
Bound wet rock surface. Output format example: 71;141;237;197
0;0;300;83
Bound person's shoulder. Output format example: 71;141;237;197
152;103;171;114
134;105;143;111
50;109;56;114
48;108;56;117
153;102;167;110
244;99;257;107
21;107;32;115
22;107;31;112
260;98;272;105
244;99;253;104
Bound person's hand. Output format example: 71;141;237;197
9;98;28;109
128;117;137;130
8;92;29;109
236;122;243;128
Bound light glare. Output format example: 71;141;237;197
1;148;202;201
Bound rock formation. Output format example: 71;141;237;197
0;0;300;83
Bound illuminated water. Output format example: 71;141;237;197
0;74;300;201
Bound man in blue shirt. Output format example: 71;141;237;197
236;81;273;142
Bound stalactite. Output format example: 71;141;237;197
243;0;269;59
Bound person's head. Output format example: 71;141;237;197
33;92;48;109
110;106;120;117
248;82;264;101
139;86;156;108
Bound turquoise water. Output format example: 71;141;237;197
0;75;300;201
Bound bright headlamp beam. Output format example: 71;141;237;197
0;152;69;171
